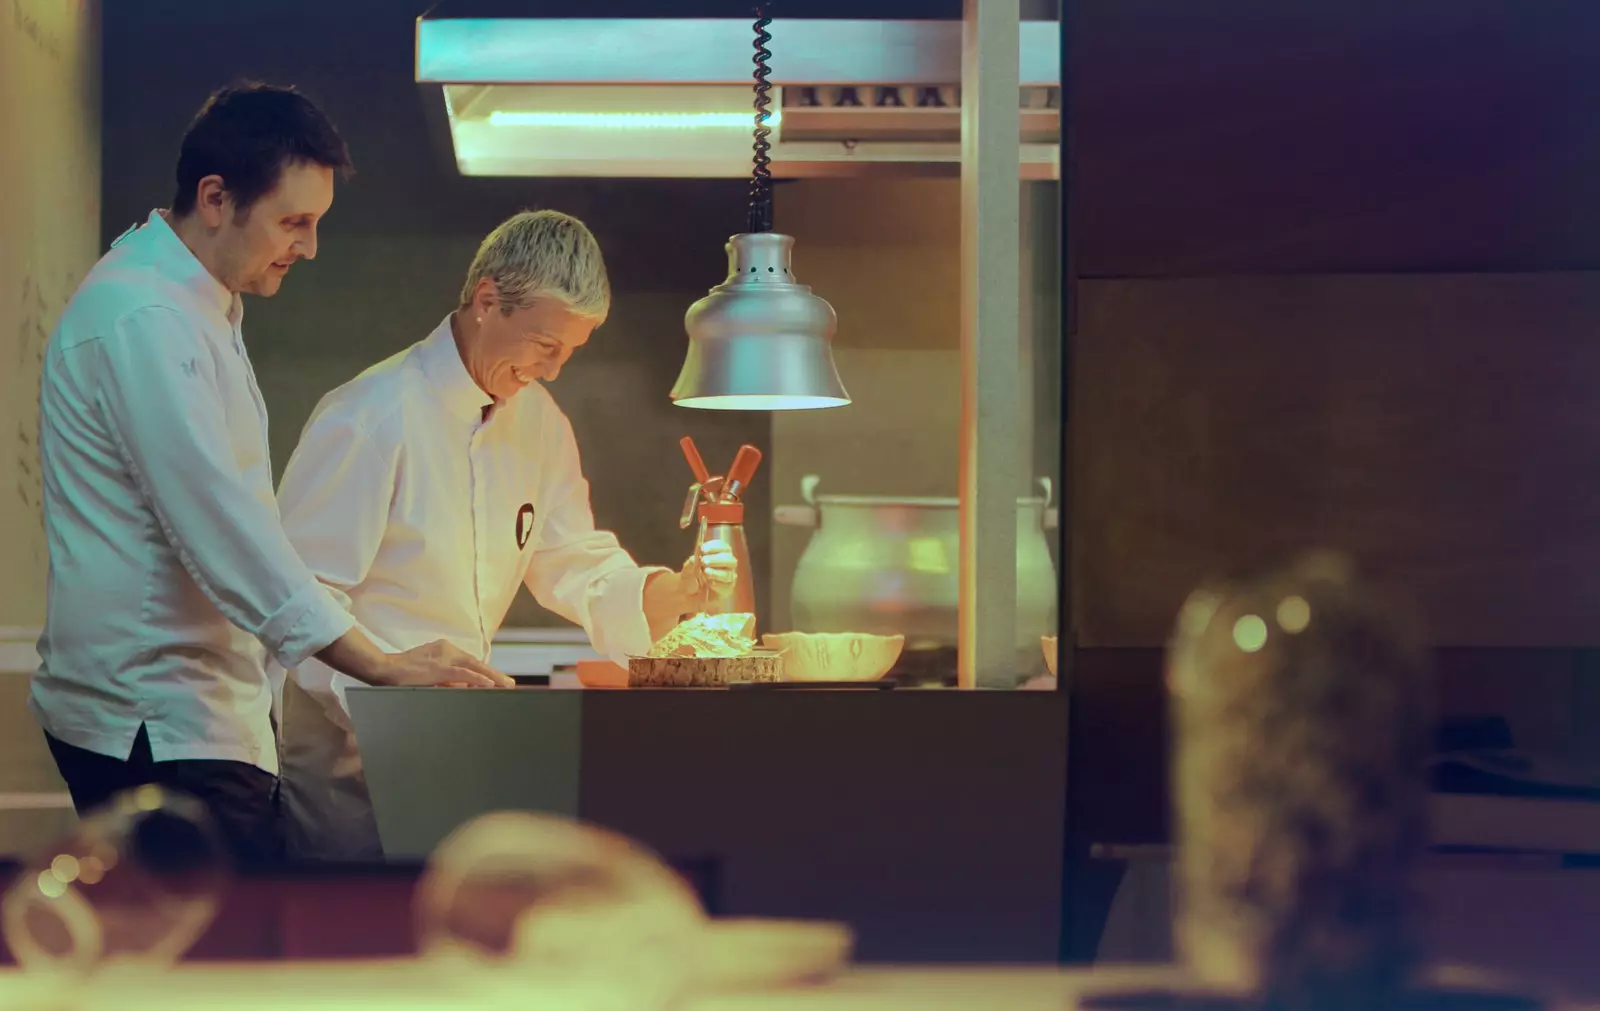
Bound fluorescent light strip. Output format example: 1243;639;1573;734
487;110;780;129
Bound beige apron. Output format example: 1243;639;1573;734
278;677;385;862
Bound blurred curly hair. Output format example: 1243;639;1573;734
1168;552;1435;1011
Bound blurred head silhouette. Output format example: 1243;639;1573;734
1167;552;1435;1011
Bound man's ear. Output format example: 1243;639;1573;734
193;175;231;228
473;278;501;318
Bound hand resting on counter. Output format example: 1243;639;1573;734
318;628;515;689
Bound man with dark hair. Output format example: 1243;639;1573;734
31;82;512;871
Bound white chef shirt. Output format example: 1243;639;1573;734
31;210;357;773
276;315;664;717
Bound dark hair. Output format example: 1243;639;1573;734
171;81;354;217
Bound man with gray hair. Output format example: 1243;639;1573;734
274;209;737;860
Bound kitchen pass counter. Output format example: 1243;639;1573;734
0;962;1583;1011
347;686;1070;964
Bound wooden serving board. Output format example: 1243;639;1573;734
628;652;783;687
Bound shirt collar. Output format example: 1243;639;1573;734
111;210;241;324
417;315;497;422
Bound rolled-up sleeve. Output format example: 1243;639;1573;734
92;307;354;668
524;413;667;664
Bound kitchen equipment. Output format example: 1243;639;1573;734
761;632;905;682
674;233;849;410
678;440;762;624
678;482;704;531
678;436;713;487
696;506;756;618
776;475;1058;654
670;8;849;412
721;443;763;501
628;651;782;687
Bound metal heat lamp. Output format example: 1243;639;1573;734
670;5;850;411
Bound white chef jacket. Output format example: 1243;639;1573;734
276;316;664;860
31;210;356;773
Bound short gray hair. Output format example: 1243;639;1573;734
458;209;610;321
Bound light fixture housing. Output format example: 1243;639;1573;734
671;10;850;412
415;18;1061;179
672;233;848;411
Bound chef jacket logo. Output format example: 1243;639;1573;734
515;503;535;549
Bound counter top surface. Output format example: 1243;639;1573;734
0;962;1579;1011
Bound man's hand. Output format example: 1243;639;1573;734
679;539;738;604
642;542;743;641
379;640;515;688
318;628;514;688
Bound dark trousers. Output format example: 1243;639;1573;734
44;723;285;872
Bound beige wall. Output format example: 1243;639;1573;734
769;179;963;630
0;0;100;853
768;178;1062;631
0;0;100;630
774;177;966;490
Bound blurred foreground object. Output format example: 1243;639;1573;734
1168;552;1433;1011
1;785;229;975
414;811;707;1010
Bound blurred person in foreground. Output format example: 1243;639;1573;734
1167;553;1437;1011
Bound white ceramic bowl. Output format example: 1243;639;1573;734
760;632;905;682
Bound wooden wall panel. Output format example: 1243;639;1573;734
1072;272;1600;647
1072;0;1600;276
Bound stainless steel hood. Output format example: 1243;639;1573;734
415;18;1060;179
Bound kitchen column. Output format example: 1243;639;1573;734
960;0;1024;689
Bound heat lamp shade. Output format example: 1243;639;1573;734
672;233;850;411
